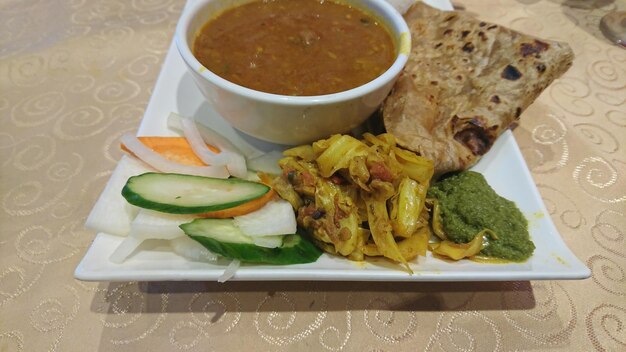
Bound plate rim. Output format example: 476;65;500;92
74;0;590;282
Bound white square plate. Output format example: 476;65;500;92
74;0;590;282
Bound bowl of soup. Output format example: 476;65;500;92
176;0;410;144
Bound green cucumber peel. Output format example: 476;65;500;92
121;172;270;214
180;218;322;265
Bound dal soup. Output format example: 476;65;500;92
193;0;396;96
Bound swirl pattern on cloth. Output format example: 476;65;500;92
0;0;624;351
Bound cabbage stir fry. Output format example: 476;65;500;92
270;133;434;272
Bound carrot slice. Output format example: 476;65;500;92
121;136;219;166
122;136;277;217
197;188;277;218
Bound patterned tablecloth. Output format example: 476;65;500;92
1;0;624;351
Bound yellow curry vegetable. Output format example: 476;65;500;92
273;132;435;272
430;229;498;260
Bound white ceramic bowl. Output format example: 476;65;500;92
175;0;411;145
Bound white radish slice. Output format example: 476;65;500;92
169;113;248;178
170;236;218;262
85;155;153;236
234;200;297;237
109;236;143;264
121;133;229;178
109;210;197;263
252;235;284;248
244;170;262;182
218;259;240;283
130;210;196;240
247;150;284;174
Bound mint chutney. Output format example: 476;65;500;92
427;171;535;261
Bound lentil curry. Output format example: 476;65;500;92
193;0;396;96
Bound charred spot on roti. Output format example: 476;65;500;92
515;107;522;118
453;119;495;156
461;30;470;38
536;63;546;73
479;21;487;27
450;114;460;126
502;65;522;80
487;24;498;30
445;14;457;22
434;42;443;48
490;95;501;104
520;40;549;58
478;31;487;41
462;42;475;53
443;28;453;35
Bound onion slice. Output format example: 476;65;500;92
181;117;229;166
121;133;229;178
169;113;248;179
221;150;248;179
218;259;241;283
168;113;245;155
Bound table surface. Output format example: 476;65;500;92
1;0;624;351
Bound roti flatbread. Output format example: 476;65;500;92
383;2;574;177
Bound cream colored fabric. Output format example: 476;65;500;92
1;0;624;351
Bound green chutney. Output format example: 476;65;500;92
427;171;535;261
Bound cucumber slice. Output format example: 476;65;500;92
122;172;270;214
180;218;322;265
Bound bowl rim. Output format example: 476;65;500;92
175;0;411;106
